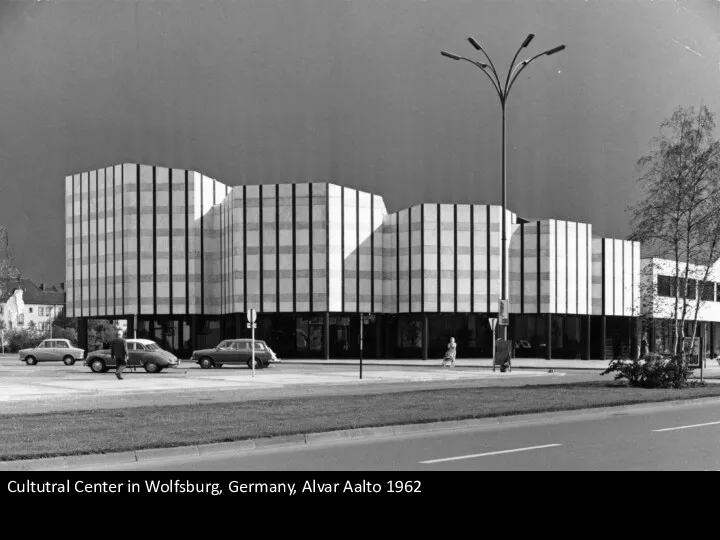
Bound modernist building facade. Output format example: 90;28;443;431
66;163;647;360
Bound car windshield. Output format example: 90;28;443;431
144;343;161;351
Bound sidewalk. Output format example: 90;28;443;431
279;356;720;374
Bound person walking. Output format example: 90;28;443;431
111;329;129;380
442;337;457;368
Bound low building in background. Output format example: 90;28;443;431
0;279;66;335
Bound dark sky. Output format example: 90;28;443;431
1;0;719;285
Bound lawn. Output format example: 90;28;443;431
3;380;720;461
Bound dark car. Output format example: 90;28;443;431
83;339;179;373
191;339;273;369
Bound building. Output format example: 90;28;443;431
0;279;66;334
640;258;720;358
65;163;648;360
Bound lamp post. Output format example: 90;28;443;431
441;35;565;340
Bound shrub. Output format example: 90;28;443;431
4;328;44;353
601;355;693;389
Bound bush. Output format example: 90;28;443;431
52;326;78;346
4;328;44;353
601;355;693;389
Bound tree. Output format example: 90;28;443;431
629;105;720;357
0;225;20;301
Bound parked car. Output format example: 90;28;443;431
191;339;273;369
19;339;85;366
83;338;179;373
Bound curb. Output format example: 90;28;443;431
2;395;720;471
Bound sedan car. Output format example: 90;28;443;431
191;338;273;369
19;339;85;366
83;339;180;373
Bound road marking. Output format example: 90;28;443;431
419;444;563;464
653;420;720;433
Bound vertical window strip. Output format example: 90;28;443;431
421;204;425;313
243;186;248;314
454;204;458;314
96;171;99;316
169;171;173;316
358;191;361;314
520;222;525;315
276;186;280;313
408;206;412;313
153;167;157;315
470;205;474;313
259;184;264;313
341;187;345;313
486;206;490;314
371;196;375;313
309;183;314;313
136;165;141;315
292;184;296;314
537;221;541;314
437;205;441;313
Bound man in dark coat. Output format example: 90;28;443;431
111;329;129;380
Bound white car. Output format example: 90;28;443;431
19;339;85;366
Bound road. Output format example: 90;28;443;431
69;400;720;471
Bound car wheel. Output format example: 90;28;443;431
144;361;160;373
63;355;76;366
246;358;264;370
199;357;214;369
25;356;37;366
90;359;106;373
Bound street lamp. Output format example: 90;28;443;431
441;34;565;340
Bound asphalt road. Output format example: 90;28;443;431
71;400;720;471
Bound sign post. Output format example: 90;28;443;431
498;300;509;326
489;318;498;372
247;308;257;378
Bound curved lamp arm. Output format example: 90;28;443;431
468;38;502;90
506;45;565;96
460;57;503;99
503;39;531;95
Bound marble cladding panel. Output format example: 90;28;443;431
555;220;567;314
138;166;154;314
104;168;115;316
623;240;633;316
566;222;577;315
113;168;123;314
613;239;623;317
508;223;522;314
397;209;409;314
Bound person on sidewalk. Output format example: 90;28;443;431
442;337;457;368
111;329;129;380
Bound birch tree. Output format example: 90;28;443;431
629;105;720;356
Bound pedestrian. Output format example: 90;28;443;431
111;329;129;380
640;334;648;359
442;337;457;368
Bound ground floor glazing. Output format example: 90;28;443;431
74;312;720;361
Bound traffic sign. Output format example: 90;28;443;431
247;308;257;323
499;300;509;326
488;318;497;332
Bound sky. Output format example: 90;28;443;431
1;0;719;285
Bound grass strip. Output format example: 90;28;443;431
3;381;720;461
